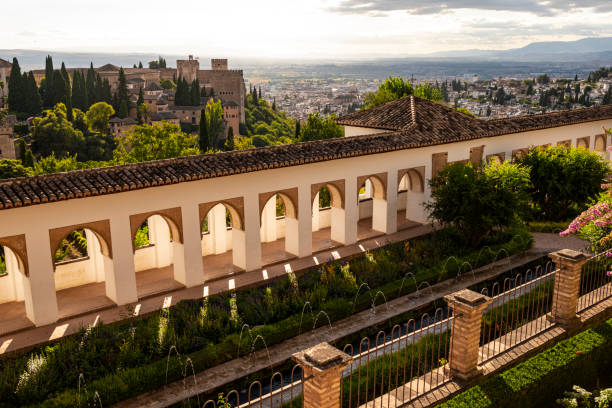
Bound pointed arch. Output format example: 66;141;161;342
49;220;112;269
357;173;387;200
199;197;244;230
259;188;298;219
311;180;345;209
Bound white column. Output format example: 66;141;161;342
149;215;172;268
260;198;277;243
312;192;320;232
332;176;358;245
285;185;312;257
176;204;204;287
107;216;138;305
240;192;263;271
22;231;58;326
85;229;105;282
210;204;228;254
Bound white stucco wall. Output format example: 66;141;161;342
1;118;611;326
344;126;388;137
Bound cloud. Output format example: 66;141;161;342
327;0;612;16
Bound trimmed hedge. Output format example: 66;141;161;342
527;220;570;233
436;317;612;408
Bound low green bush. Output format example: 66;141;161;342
436;317;612;408
527;220;570;233
0;227;532;408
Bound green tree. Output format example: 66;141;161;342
362;76;413;110
31;103;85;157
86;63;96;106
138;61;143;69
138;103;152;124
116;68;129;117
23;149;35;168
43;55;55;107
204;98;224;148
136;87;144;124
85;102;115;134
113;122;199;163
17;139;26;161
160;79;176;90
32;153;81;175
425;161;531;248
199;108;209;152
0;159;32;179
191;79;200;106
8;58;25;113
514;146;609;221
72;71;88;111
51;70;66;107
224;126;235;151
25;72;42;115
295;120;300;139
413;82;444;101
299;113;343;142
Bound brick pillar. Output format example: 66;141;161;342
292;343;352;408
548;249;587;328
444;289;491;381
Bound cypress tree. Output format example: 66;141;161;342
18;139;26;161
258;86;261;99
8;58;24;112
209;87;214;98
86;63;96;105
199;108;209;152
252;86;258;104
191;79;200;106
117;68;129;114
61;63;73;121
23;149;35;168
26;72;41;115
136;87;144;124
224;126;235;151
138;61;143;69
295;121;300;139
43;55;54;107
272;98;276;111
52;70;66;106
102;78;112;104
73;71;88;111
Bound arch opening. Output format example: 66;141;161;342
0;244;27;305
357;176;387;240
398;169;427;227
311;184;344;252
260;193;299;264
132;214;186;298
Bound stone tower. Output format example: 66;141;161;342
176;55;200;83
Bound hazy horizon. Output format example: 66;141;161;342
2;1;612;60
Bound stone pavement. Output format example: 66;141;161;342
532;232;590;253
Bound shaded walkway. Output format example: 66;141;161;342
0;223;431;353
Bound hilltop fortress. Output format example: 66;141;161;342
29;56;246;137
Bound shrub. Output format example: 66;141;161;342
426;161;531;248
436;317;612;408
515;145;609;221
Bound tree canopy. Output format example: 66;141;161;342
425;161;531;248
31;103;85;158
514;145;609;221
113;122;199;163
0;159;32;179
362;77;444;110
299;112;344;142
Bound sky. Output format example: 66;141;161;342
2;0;612;60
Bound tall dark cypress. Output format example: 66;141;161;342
117;68;129;115
72;71;87;111
43;55;54;107
191;79;200;106
136;87;144;124
8;58;24;112
52;70;66;106
199;108;209;152
102;78;112;104
27;72;41;114
86;63;96;105
61;63;73;121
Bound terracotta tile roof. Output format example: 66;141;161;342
1;97;611;210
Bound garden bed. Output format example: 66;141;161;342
0;227;532;408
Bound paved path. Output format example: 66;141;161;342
113;249;548;408
532;232;590;253
0;224;432;356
